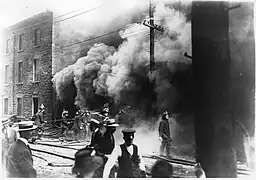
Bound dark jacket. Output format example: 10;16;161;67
90;130;115;155
159;119;171;141
6;139;37;178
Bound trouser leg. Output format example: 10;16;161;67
160;142;165;155
166;143;170;156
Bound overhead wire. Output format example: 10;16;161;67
53;5;105;24
57;29;149;55
54;7;86;20
54;24;148;53
6;5;105;33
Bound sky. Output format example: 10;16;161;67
0;0;149;29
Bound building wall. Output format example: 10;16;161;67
2;11;53;121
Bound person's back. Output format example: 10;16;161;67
151;160;173;178
6;121;37;178
72;147;105;178
7;139;36;178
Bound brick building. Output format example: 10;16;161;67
1;11;53;121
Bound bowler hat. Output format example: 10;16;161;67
122;128;136;135
15;121;37;131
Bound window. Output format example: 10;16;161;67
34;29;40;46
33;59;39;81
4;98;8;115
32;97;39;115
18;62;23;83
18;34;24;51
6;39;10;53
5;65;9;84
17;98;23;116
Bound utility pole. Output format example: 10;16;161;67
143;0;164;115
149;0;155;73
143;0;164;76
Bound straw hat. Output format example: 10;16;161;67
14;121;37;131
104;118;119;127
89;118;100;125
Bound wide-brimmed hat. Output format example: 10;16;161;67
15;121;37;131
104;118;119;127
89;118;100;125
2;119;11;125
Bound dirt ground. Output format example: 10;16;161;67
2;136;251;178
1;136;197;178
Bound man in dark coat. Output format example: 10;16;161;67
103;128;147;178
159;111;172;156
6;121;37;178
96;118;119;155
87;118;102;148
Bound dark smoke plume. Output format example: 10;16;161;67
52;0;192;117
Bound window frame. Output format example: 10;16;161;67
32;96;39;116
17;97;23;116
33;59;39;82
17;61;23;83
5;39;11;54
5;65;9;84
18;34;24;51
3;98;8;115
34;29;40;46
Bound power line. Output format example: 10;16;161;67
53;5;105;24
6;5;104;33
54;8;85;20
54;25;148;53
57;29;149;55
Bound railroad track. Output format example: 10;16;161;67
30;141;253;177
143;154;253;176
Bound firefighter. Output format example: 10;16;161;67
101;118;119;155
101;104;110;121
61;109;69;138
72;110;84;142
87;118;101;149
33;104;45;140
159;111;172;157
103;128;147;178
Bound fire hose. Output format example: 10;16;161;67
30;147;75;161
34;142;80;150
32;154;73;167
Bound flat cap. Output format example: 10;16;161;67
122;128;136;135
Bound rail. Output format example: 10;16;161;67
30;143;253;176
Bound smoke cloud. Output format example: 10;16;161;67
52;0;192;118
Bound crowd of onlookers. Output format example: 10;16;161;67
1;105;206;178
